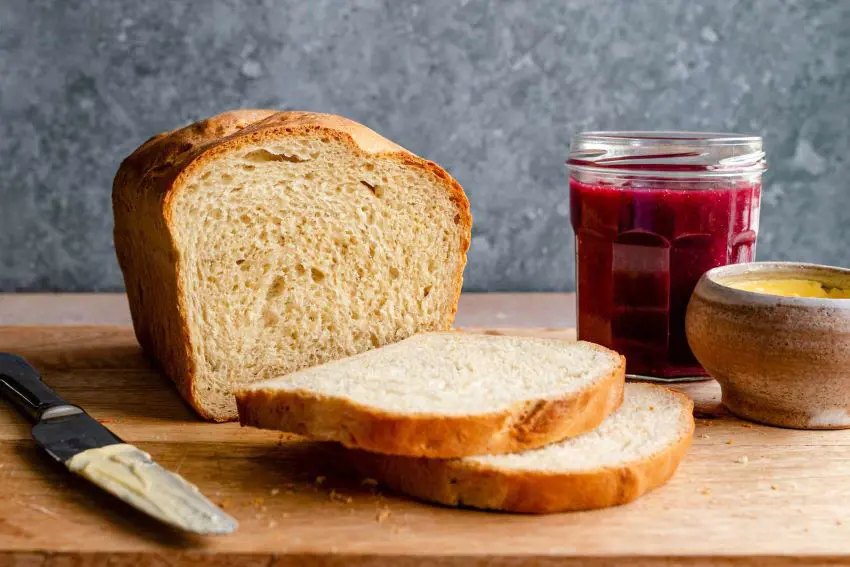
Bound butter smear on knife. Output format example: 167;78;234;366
67;443;236;533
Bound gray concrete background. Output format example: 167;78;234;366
1;0;848;292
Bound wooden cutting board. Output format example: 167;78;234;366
1;326;849;566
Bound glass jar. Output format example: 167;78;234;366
568;132;766;381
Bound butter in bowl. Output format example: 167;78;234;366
686;262;850;429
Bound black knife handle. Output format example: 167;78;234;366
0;353;73;422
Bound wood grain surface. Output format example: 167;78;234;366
1;326;849;566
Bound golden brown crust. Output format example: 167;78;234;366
113;110;472;421
235;343;626;458
347;387;694;513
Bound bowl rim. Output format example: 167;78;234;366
698;262;850;306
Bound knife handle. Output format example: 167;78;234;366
0;353;75;422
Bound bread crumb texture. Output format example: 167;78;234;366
244;333;621;414
113;110;471;420
466;383;690;472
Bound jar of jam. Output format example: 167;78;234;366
568;132;766;381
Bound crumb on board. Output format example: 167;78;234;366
25;503;60;519
699;434;710;439
268;520;278;529
361;478;379;487
275;433;298;446
329;489;354;504
281;512;290;518
254;497;265;507
742;423;754;429
736;456;749;465
315;476;326;486
700;487;711;496
837;520;843;526
376;507;392;523
726;440;734;445
270;488;280;496
771;484;779;491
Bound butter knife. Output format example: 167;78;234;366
0;353;238;535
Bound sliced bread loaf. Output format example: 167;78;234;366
113;111;471;421
236;332;626;458
348;383;694;513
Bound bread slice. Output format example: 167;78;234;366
348;383;693;513
113;111;471;421
236;332;626;458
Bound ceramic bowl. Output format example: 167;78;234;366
686;262;850;429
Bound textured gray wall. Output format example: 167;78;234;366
1;0;848;292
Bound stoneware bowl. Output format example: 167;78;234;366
686;262;850;429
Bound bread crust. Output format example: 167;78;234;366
113;111;472;422
346;385;694;513
235;339;626;458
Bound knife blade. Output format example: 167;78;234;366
0;353;237;535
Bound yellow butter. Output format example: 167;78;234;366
725;278;850;299
67;443;233;533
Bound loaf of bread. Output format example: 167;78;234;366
113;111;471;421
236;332;626;458
348;383;694;513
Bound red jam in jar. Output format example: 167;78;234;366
568;132;766;380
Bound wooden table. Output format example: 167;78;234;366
1;295;849;566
